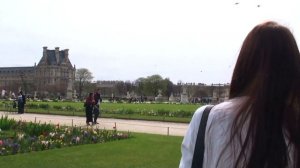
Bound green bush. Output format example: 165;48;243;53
20;122;55;136
0;115;16;130
39;104;49;109
157;109;169;116
26;103;39;109
53;105;62;110
174;110;193;117
65;105;75;111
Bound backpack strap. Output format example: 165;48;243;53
191;105;214;168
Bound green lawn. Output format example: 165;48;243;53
1;101;200;123
0;133;183;168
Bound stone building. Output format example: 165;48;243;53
175;82;230;104
0;47;76;99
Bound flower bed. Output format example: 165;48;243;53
0;115;131;156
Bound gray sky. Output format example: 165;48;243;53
0;0;299;84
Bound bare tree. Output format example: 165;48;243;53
75;68;93;99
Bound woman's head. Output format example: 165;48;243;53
230;21;300;99
228;21;300;168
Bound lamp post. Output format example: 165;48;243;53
19;71;27;93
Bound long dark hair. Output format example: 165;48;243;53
229;21;300;168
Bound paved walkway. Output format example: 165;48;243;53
0;111;189;136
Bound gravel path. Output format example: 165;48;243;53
0;111;188;136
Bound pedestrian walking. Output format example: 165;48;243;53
84;92;95;125
17;91;26;114
93;89;102;125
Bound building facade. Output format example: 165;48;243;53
0;47;76;99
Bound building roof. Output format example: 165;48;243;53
45;50;67;65
0;66;35;73
38;48;73;68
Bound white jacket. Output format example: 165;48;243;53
180;98;247;168
179;97;295;168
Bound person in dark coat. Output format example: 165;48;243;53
84;93;95;125
93;89;102;125
17;91;26;114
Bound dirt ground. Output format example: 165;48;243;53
0;111;188;136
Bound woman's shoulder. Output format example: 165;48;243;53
194;97;245;120
211;97;247;122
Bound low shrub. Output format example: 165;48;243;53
0;115;16;130
39;104;49;109
18;122;55;136
0;118;131;156
65;105;75;111
173;110;193;118
157;109;169;116
26;103;39;109
53;105;63;110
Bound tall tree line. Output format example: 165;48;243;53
74;69;174;99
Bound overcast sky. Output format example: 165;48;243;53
0;0;299;84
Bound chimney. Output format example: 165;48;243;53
43;46;48;63
55;47;60;64
43;46;47;52
64;49;69;62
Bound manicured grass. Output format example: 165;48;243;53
0;133;183;168
1;100;200;123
